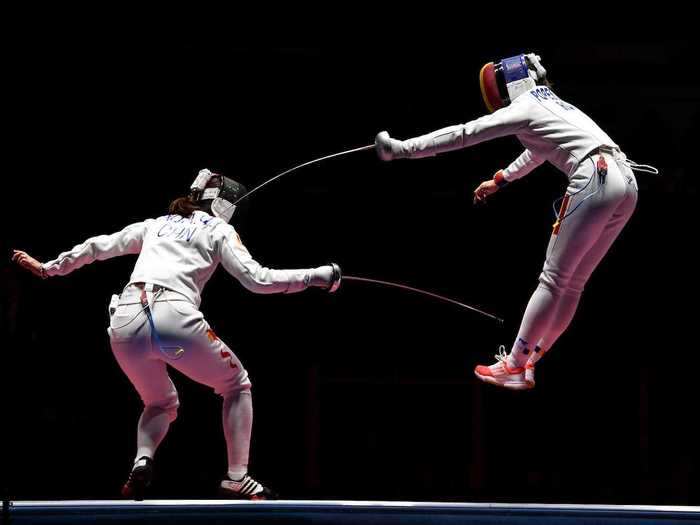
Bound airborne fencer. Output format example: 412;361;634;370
376;53;655;390
12;169;341;499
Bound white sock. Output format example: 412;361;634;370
133;456;151;469
525;286;582;367
135;405;174;463
507;337;532;369
228;468;247;481
507;283;563;369
526;339;546;365
223;390;253;482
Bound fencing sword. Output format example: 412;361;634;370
232;144;374;206
228;143;504;324
343;275;503;324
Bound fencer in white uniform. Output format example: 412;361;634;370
376;53;654;390
12;169;341;499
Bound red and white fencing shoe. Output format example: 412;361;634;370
474;346;532;391
220;473;277;500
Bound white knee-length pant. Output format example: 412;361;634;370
108;284;251;415
513;150;638;358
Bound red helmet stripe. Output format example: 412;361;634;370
479;62;504;113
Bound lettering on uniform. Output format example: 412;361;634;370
156;213;218;242
166;214;195;224
530;87;574;111
157;222;199;242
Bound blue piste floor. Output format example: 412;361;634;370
6;500;700;525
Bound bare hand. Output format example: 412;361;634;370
473;179;499;205
12;250;45;278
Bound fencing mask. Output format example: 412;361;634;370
189;169;247;223
479;53;547;113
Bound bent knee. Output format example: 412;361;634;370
538;270;570;294
564;283;585;297
143;392;180;422
217;370;252;398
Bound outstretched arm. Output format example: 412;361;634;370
13;221;151;278
218;226;340;294
376;102;529;161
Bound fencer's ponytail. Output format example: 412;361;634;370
168;196;201;218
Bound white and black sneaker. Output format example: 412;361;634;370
121;456;153;501
219;473;277;500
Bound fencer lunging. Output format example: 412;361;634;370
376;53;653;390
12;169;342;499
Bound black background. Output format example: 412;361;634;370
3;42;699;504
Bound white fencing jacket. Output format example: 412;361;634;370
395;86;619;180
43;211;318;306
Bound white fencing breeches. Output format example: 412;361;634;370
108;284;252;472
510;151;638;364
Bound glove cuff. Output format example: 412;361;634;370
328;263;342;293
376;131;404;161
493;170;509;188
